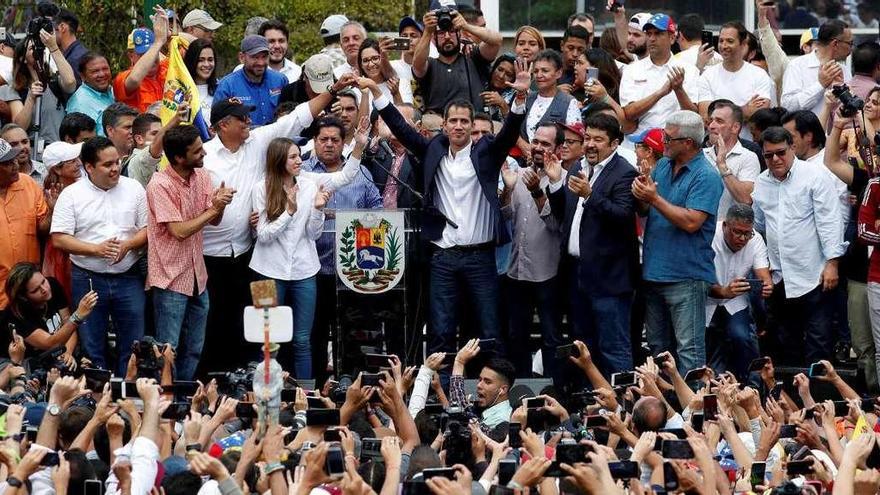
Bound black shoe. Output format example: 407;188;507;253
834;342;854;365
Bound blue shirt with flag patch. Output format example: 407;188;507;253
214;69;287;126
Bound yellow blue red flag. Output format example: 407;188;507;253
160;36;210;142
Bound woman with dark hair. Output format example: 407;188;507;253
599;29;632;65
4;32;77;148
480;53;516;120
357;38;412;105
184;38;217;123
4;262;97;364
250;120;369;378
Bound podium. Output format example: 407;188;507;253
324;208;427;375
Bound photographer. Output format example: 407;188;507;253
412;7;502;114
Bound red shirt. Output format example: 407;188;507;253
146;166;212;296
858;178;880;284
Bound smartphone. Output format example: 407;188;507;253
556;443;590;464
701;30;714;47
40;451;61;467
769;383;784;401
611;371;637;388
654;353;671;366
362;438;382;457
361;373;382;387
110;379;140;400
306;408;341;426
84;479;103;495
586;67;599;82
82;368;112;390
499;459;517;485
364;353;394;369
508;422;522;449
307;396;325;409
324;428;342;442
609;0;624;13
661;440;695;459
779;424;798;438
663;462;678;491
809;362;827;378
555;344;579;359
390;37;412;51
281;388;297;403
236;402;257;419
786;459;814;475
169;381;199;398
544;461;566;477
524;397;546;409
683;367;708;382
748;357;770;372
691;413;704;433
750;461;766;487
609;461;639;480
585;415;607;428
744;278;764;292
659;428;687;439
326;446;345;479
26;426;38;443
833;400;850;417
703;394;718;421
423;467;456;480
161;402;190;421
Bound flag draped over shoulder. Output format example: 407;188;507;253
160;36;211;142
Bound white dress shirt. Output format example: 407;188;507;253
50;176;148;273
673;44;722;70
752;159;848;298
548;153;616;257
249;176;325;281
619;55;700;137
781;51;852;117
804;148;850;224
704;140;761;218
706;221;770;322
202;101;314;257
433;141;495;248
697;62;776;107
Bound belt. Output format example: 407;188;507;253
441;241;494;252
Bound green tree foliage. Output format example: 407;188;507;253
56;0;407;73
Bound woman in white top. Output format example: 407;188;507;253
250;120;369;378
183;39;217;124
357;38;413;105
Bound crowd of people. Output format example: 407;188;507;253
0;0;879;493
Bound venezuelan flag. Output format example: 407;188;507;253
160;36;211;146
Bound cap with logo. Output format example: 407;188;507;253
556;121;586;140
182;9;223;30
240;35;269;56
628;128;665;154
127;28;155;55
398;16;424;34
42;141;83;168
320;14;349;39
643;13;676;33
210;98;256;127
628;13;653;31
0;138;22;163
800;27;819;48
303;54;335;94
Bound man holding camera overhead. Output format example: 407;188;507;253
412;5;503;114
781;19;852;118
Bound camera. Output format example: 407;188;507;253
440;407;472;465
132;336;165;379
207;364;256;400
26;2;59;54
832;84;865;118
435;7;455;32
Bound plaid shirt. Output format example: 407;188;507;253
146;166;213;296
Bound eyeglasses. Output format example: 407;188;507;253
762;147;789;160
662;133;689;144
563;138;583;146
730;229;754;240
362;55;381;65
834;38;853;47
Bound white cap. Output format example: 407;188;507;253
628;13;653;31
320;14;349;38
182;9;223;30
42;141;82;167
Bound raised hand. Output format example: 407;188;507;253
314;185;332;210
506;57;533;94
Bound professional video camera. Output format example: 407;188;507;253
131;336;166;380
441;406;472;465
26;1;59;70
832;84;865;118
208;364;256;400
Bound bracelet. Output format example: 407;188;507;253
720;170;733;178
507;480;525;490
70;312;84;325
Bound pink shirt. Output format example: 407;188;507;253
146;166;212;296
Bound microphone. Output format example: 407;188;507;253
379;139;395;159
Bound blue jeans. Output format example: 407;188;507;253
706;306;759;381
506;276;563;380
644;280;710;375
71;264;146;376
272;276;317;379
428;246;503;355
571;291;634;377
153;287;209;381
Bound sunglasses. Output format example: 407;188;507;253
762;147;789;160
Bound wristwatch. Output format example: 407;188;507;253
530;188;545;199
327;84;339;97
186;443;203;452
47;403;61;417
6;476;23;487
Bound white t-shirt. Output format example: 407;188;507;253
524;94;580;141
697;62;776;106
619;55;700;137
197;84;213;125
703;140;761;218
674;44;722;70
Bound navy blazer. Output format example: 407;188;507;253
377;101;525;245
362;145;423;209
548;153;640;296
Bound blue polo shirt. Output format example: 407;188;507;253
214;69;286;126
66;83;115;137
642;153;723;284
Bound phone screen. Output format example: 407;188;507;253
703;394;718;421
326;447;345;477
809;362;827;377
508;423;522;448
611;371;637;388
750;462;766;487
306;408;341;426
661;440;694;459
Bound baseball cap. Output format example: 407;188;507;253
320;14;349;38
303;54;335;94
629;128;664;154
42;141;83;167
800;27;819;48
556;121;585;140
644;13;676;33
628;13;653;31
210;98;256;127
240;35;269;56
0;31;15;49
127;28;154;55
0;138;22;162
398;16;424;34
182;9;222;30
